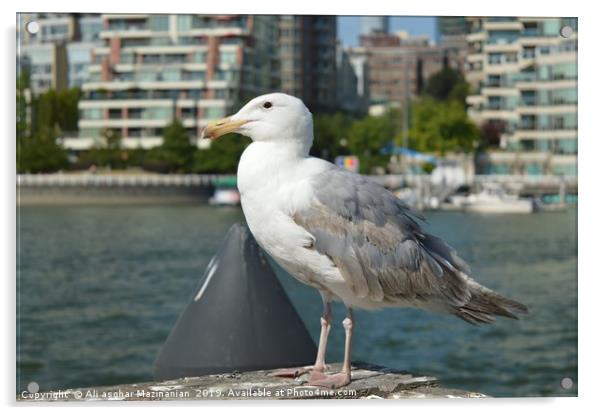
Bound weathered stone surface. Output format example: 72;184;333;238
17;362;487;402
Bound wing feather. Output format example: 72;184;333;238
292;167;528;322
292;168;470;307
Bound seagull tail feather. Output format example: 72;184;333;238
453;280;529;325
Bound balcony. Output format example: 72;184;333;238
485;103;514;111
518;124;576;131
521;50;536;59
483;20;523;31
519;98;577;107
522;28;541;37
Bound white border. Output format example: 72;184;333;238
3;1;600;414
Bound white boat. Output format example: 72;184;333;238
209;188;240;206
394;187;419;209
462;185;534;214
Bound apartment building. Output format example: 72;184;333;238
465;17;577;176
357;30;465;107
70;14;280;151
18;13;103;94
279;16;337;112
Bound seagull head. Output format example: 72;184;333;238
202;93;314;153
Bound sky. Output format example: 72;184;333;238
337;16;438;47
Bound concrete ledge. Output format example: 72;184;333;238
18;362;487;401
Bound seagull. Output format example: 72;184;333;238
203;93;528;388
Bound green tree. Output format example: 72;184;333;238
18;127;69;173
16;71;31;173
146;120;195;173
423;66;470;104
311;112;353;161
55;88;81;131
192;134;251;174
408;97;479;155
31;87;82;136
347;110;400;173
17;77;70;173
80;129;127;170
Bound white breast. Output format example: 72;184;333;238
237;142;345;291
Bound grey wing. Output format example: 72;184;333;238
293;167;527;322
293;168;471;305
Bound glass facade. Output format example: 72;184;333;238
466;17;577;175
77;14;280;146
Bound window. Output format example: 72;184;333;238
213;70;233;81
557;139;577;154
205;107;226;119
145;107;172;120
121;38;150;48
552;164;577;176
193;52;207;63
181;108;197;119
177;15;193;31
488;53;503;64
136;71;159;82
127;128;142;137
128;108;143;119
108;109;122;119
525;163;543;175
521;91;537;106
149;15;169;31
522;47;536;59
119;53;134;63
219;51;237;65
185;71;205;81
142;54;161;64
215;89;229;99
162;68;181;81
165;54;187;64
83;108;103;120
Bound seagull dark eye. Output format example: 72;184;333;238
262;102;273;109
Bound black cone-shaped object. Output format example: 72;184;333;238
153;223;317;381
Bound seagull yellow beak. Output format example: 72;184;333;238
202;117;248;140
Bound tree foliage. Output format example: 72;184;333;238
79;129;128;170
192;134;251;174
479;119;505;150
408;98;479;155
32;88;81;135
311;112;353;161
146;120;196;173
347;109;401;173
18;128;69;173
17;82;72;173
423;66;470;104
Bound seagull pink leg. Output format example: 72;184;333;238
313;299;332;372
309;308;353;388
270;294;332;378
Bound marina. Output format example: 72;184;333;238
17;173;576;212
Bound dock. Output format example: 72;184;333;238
18;362;487;401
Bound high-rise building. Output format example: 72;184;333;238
279;16;337;112
465;17;577;176
19;13;77;45
357;30;464;106
361;16;389;35
437;17;469;39
436;16;469;71
69;14;280;151
335;43;365;114
18;13;103;94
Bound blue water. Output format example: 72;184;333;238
16;205;577;397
